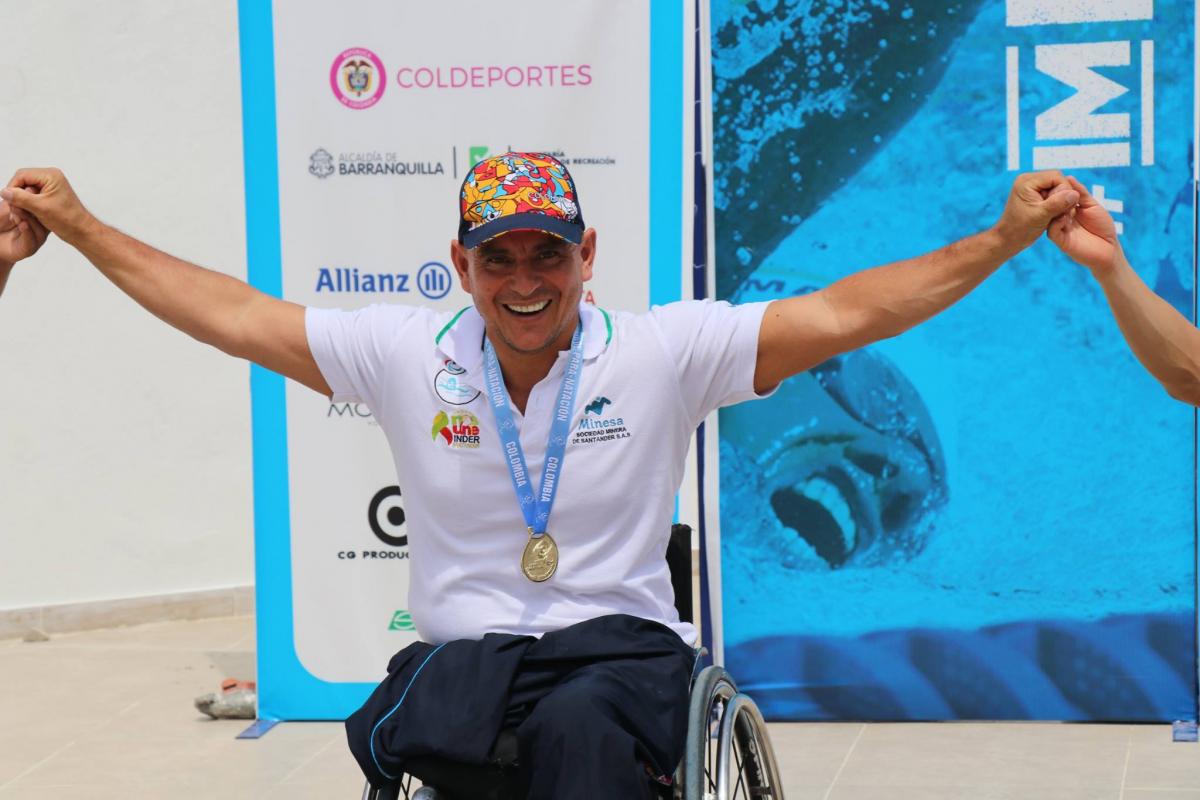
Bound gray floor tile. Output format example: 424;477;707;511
0;614;1190;799
828;787;1115;800
830;722;1129;795
767;721;865;797
1124;735;1200;791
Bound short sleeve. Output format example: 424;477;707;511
648;299;773;424
305;304;417;408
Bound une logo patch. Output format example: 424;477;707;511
431;410;481;448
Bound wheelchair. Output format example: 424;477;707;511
361;525;784;799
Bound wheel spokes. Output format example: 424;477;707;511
732;735;747;798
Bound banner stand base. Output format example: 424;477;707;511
237;718;281;740
1171;721;1198;742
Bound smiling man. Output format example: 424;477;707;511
0;152;1078;798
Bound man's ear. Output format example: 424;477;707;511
450;239;471;292
579;228;597;282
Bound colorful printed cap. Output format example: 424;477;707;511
458;152;585;248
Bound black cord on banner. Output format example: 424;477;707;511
692;0;714;658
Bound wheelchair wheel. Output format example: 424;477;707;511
682;666;784;799
361;775;418;800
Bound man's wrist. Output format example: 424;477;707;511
60;212;102;249
1089;246;1129;286
983;223;1029;261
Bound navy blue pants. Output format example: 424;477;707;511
346;614;695;799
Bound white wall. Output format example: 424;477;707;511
0;0;253;607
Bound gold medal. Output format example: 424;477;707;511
521;529;559;582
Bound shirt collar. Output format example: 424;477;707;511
434;302;612;381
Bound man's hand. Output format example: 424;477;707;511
0;168;96;247
0;196;50;266
993;170;1080;251
1046;176;1122;277
0;166;330;394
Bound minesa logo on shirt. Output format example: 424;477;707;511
431;410;481;448
572;395;631;445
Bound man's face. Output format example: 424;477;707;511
450;228;596;356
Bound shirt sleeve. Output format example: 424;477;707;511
305;304;416;408
648;299;774;424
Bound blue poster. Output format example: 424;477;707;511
713;0;1196;721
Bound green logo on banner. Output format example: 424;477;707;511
389;610;416;631
468;146;491;168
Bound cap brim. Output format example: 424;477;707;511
461;213;584;249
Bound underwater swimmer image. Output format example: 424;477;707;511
722;346;946;571
711;0;977;571
711;0;987;299
713;0;1196;720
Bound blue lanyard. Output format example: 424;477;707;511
483;323;584;538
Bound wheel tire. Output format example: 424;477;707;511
718;693;780;799
683;666;738;799
682;667;783;799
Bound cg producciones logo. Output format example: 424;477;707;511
330;47;386;109
368;486;407;547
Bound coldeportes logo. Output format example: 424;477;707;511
396;64;592;90
431;410;481;448
330;47;386;109
388;610;416;631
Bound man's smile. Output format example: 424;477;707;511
503;299;553;317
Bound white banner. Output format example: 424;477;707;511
241;0;689;718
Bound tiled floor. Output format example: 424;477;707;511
0;616;1195;799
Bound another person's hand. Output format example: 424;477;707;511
993;170;1080;251
0;168;96;248
0;196;49;266
1046;176;1123;278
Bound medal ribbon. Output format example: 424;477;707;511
483;323;584;539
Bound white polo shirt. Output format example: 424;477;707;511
306;299;769;645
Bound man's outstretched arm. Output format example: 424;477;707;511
0;168;331;396
1048;176;1200;405
753;171;1079;392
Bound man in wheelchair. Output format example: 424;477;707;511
1;154;1082;798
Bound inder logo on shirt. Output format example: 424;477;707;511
431;410;482;448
